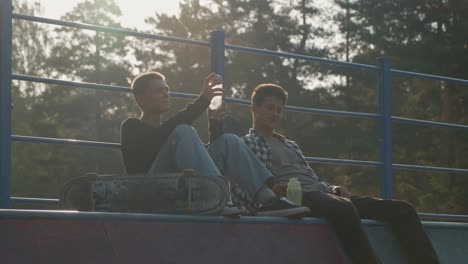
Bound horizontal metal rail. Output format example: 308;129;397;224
14;74;380;120
285;105;379;119
11;197;59;205
225;97;379;119
419;213;468;222
12;14;211;47
391;69;468;86
305;156;381;167
13;74;130;93
393;116;468;130
13;74;207;101
393;163;468;174
226;44;377;71
306;157;468;174
13;14;468;88
12;135;120;148
12;134;468;174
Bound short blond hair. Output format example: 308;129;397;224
131;71;165;95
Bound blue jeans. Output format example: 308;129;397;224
149;124;272;197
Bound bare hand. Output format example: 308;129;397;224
331;186;353;198
208;105;225;121
200;72;223;101
272;183;288;197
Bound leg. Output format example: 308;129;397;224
148;124;221;177
303;191;380;264
207;134;309;217
351;196;439;264
207;134;273;197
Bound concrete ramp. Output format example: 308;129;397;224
0;209;467;264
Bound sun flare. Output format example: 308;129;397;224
40;0;180;29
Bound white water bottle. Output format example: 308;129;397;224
287;178;302;206
209;74;223;110
209;83;223;110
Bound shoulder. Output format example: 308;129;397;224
285;138;297;145
284;138;302;151
121;118;141;132
122;118;140;127
275;133;296;145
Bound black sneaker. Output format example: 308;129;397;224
255;197;310;217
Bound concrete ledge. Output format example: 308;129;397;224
1;209;467;264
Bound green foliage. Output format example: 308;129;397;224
334;0;468;213
11;0;134;201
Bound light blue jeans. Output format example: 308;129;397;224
148;124;272;196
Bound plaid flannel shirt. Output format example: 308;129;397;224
231;129;322;212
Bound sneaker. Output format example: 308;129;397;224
255;197;310;217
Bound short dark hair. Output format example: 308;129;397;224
131;71;165;96
251;83;288;106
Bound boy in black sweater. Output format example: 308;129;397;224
120;71;309;217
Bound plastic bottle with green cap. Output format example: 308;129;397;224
287;178;302;206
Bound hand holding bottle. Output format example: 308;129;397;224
331;185;353;198
208;74;223;110
200;73;223;103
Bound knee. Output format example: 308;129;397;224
391;200;417;215
173;124;196;136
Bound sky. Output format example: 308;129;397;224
39;0;180;29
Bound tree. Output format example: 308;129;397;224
10;0;136;200
11;0;57;199
44;0;135;176
334;0;468;213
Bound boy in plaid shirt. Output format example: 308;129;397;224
231;83;439;264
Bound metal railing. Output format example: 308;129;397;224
1;1;468;221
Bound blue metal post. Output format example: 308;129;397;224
210;31;225;78
210;31;226;131
377;57;393;199
211;31;225;77
0;0;13;208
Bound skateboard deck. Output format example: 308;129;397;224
60;170;229;215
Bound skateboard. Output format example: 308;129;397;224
60;170;229;215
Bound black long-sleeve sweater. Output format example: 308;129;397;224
120;96;222;174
